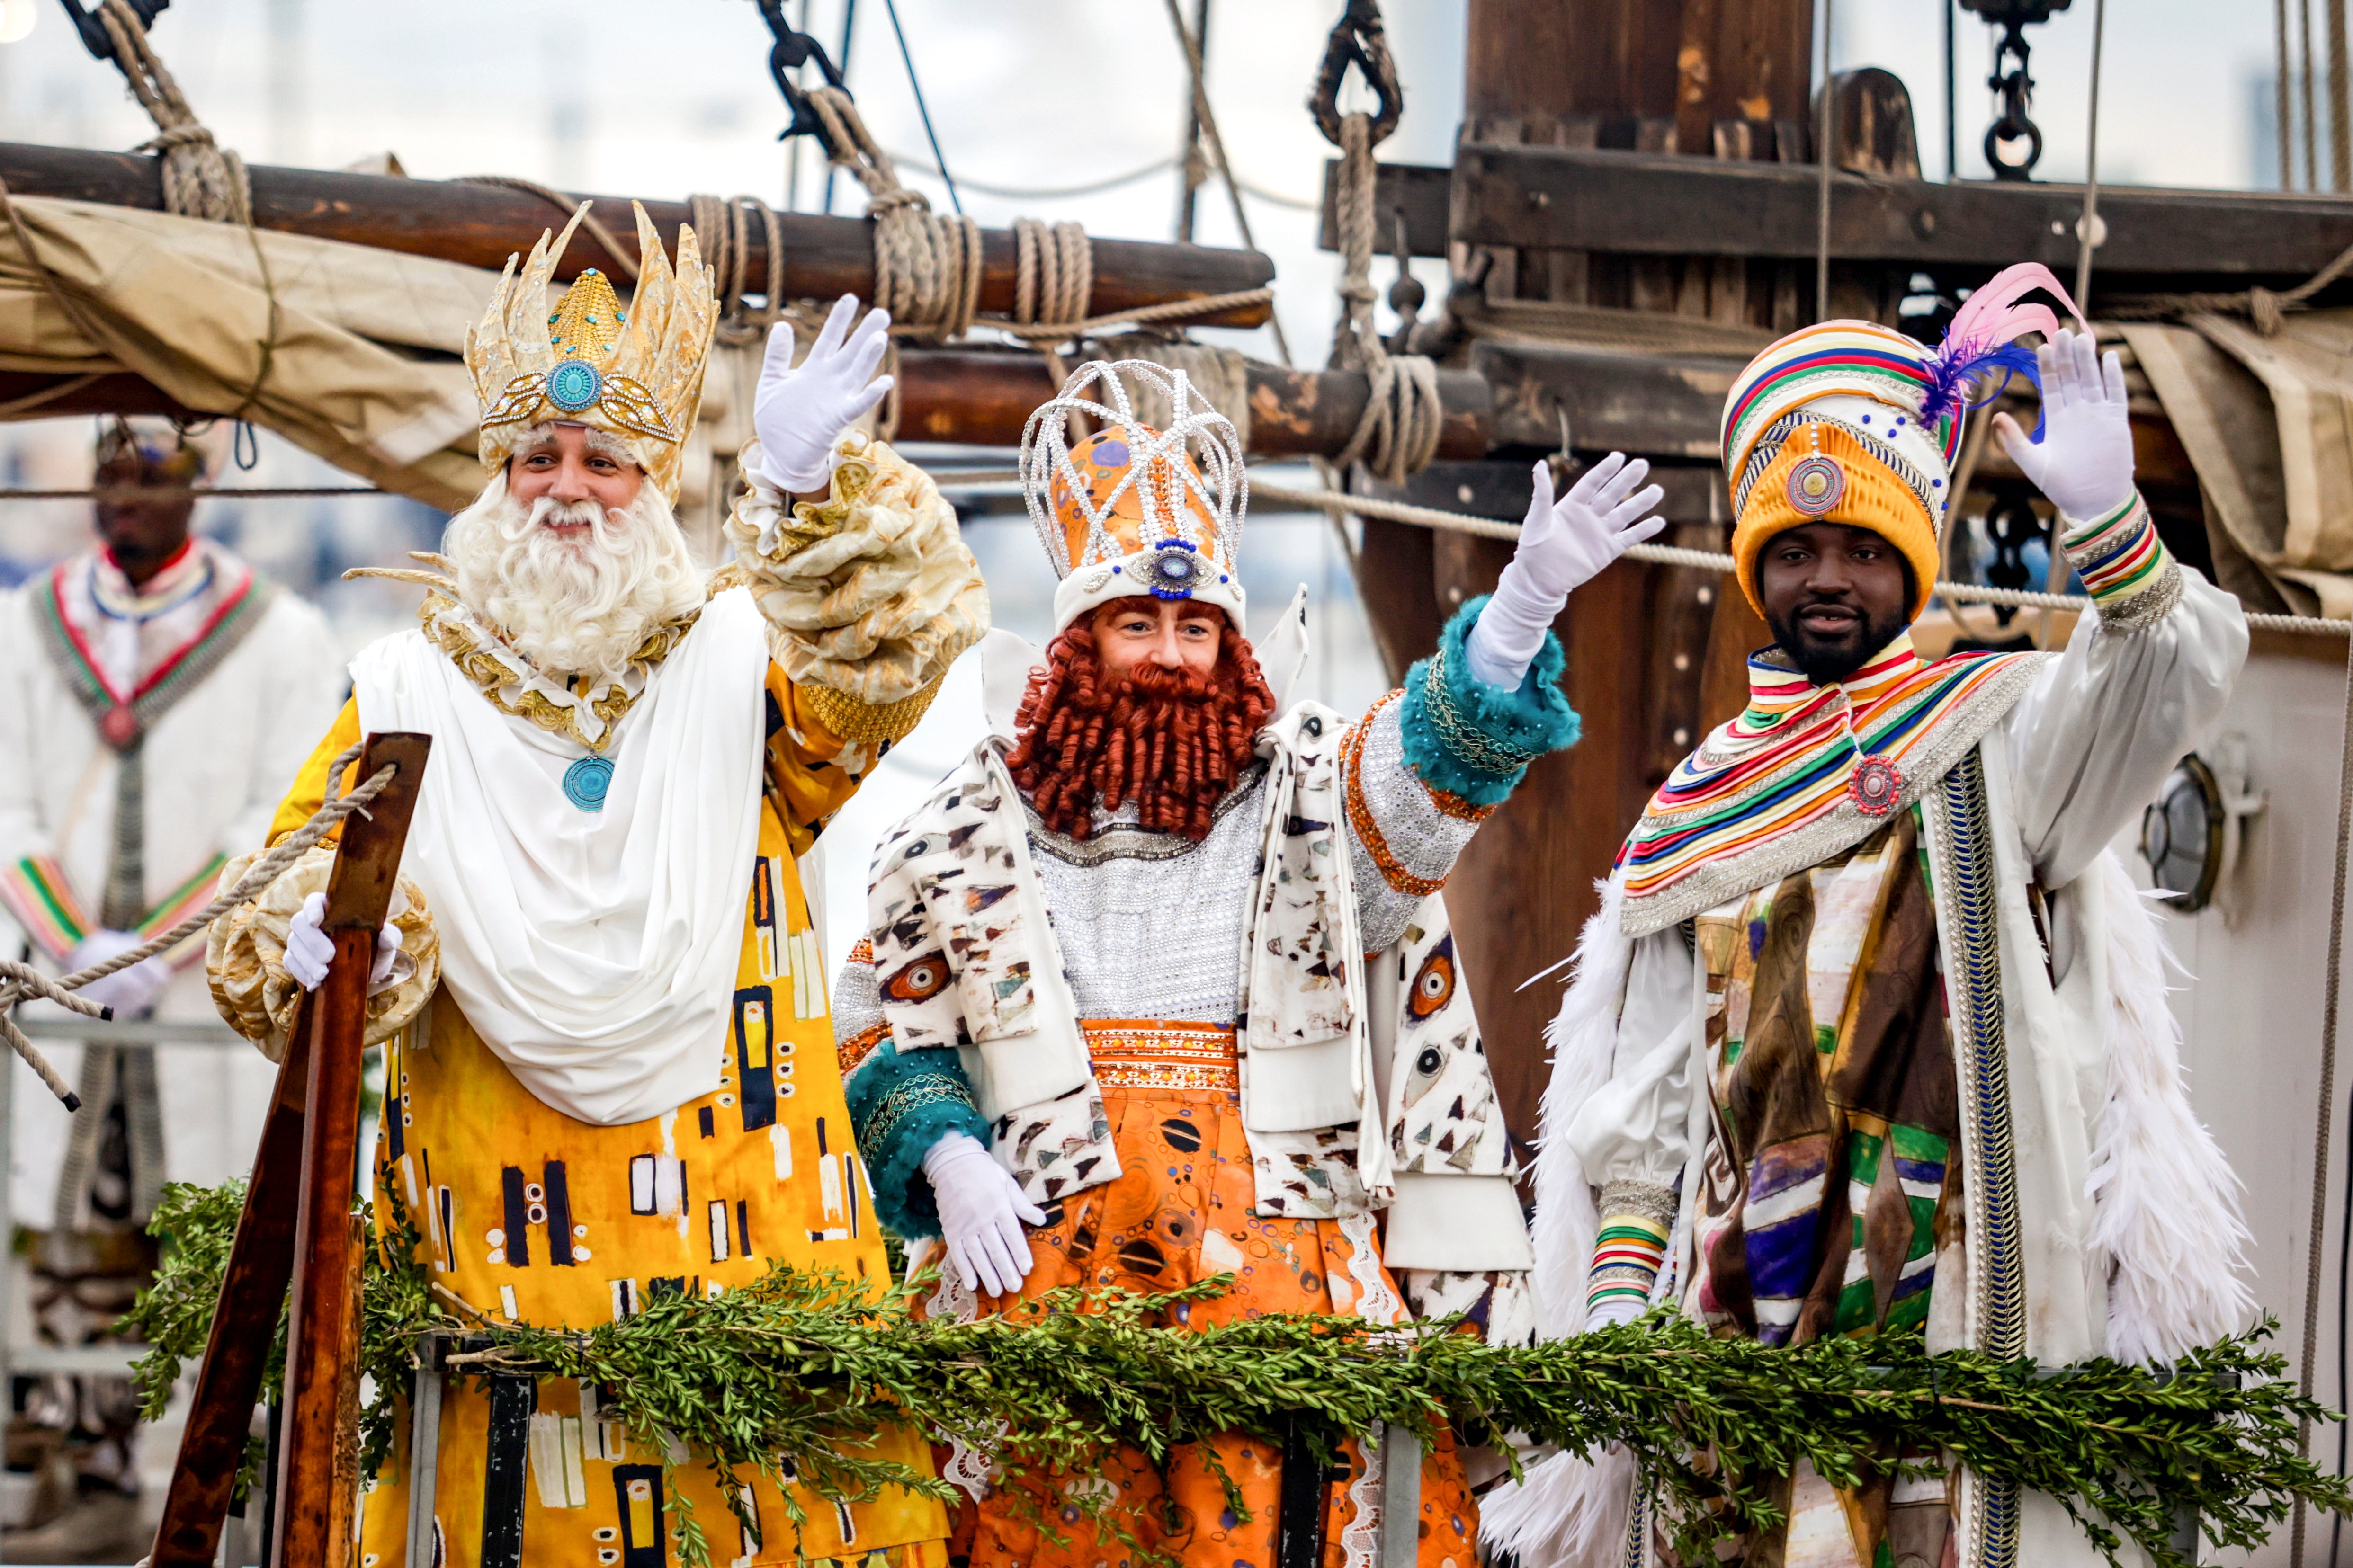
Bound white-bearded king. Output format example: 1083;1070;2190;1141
204;202;985;1568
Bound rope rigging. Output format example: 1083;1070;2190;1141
1309;0;1441;486
0;748;402;1112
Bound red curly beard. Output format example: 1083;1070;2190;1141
1007;609;1278;841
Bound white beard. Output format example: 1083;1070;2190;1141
443;473;706;687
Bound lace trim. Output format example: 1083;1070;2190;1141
918;1252;1001;1503
1023;763;1269;866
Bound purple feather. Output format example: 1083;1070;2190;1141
1917;262;2083;439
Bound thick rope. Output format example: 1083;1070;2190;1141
995;287;1275;342
691;193;789;349
1011;218;1092;333
2296;626;2353;1567
1244;477;2353;637
804;86;981;343
0;749;400;1110
1326;113;1440;485
96;0;248;225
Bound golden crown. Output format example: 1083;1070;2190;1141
466;201;718;506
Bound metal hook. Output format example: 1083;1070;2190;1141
753;0;850;150
54;0;170;62
1308;0;1404;148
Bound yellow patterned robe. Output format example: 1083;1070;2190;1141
265;669;948;1568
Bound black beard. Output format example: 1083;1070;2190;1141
1767;601;1912;686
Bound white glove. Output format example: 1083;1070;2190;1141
752;294;896;494
64;930;174;1019
1992;326;2135;523
283;891;404;996
922;1130;1046;1298
1464;454;1666;689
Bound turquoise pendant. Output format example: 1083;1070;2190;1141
563;755;614;811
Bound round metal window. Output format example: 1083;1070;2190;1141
2141;754;2226;911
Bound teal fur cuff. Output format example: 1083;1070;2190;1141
1398;596;1581;806
844;1044;988;1239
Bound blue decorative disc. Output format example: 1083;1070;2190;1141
547;358;603;413
1145;540;1206;601
563;755;615;811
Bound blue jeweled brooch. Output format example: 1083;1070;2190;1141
1144;539;1207;600
547;358;604;414
563;755;615;812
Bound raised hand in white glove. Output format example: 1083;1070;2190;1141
1992;326;2135;523
64;930;174;1019
922;1129;1046;1298
1464;453;1667;689
282;891;404;996
752;293;895;495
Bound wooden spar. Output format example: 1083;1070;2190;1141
144;734;430;1568
0;356;1494;462
0;142;1273;328
892;351;1491;459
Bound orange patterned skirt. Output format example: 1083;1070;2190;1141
938;1020;1477;1568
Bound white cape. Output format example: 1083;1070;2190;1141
352;587;769;1125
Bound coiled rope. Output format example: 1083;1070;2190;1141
689;193;789;348
1325;112;1441;485
0;748;400;1110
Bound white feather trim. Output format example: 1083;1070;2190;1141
1529;877;1638;1340
2085;852;2256;1365
1483;879;1641;1567
1479;1444;1635;1568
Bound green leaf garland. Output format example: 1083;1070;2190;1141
121;1180;2353;1568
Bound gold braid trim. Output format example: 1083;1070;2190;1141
799;673;948;748
418;588;699;753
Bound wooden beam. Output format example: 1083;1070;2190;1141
0;356;1492;463
272;733;430;1568
1452;143;2353;280
1474;340;1737;459
0;142;1274;328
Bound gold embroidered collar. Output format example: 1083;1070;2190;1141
346;552;700;752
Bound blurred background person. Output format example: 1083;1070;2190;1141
0;416;339;1557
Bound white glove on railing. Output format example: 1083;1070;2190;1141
64;930;174;1019
922;1130;1046;1298
752;293;896;495
1464;454;1667;689
283;891;404;996
1992;326;2135;523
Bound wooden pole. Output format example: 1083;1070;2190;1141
0;357;1494;462
146;734;431;1568
0;142;1274;329
1392;0;1815;1149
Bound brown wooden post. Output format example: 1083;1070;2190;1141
146;733;430;1568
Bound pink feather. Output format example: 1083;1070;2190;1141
1916;262;2084;430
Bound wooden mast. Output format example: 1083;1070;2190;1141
1368;0;1813;1148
